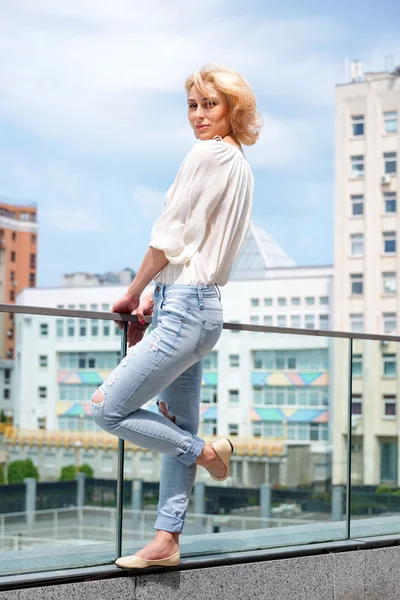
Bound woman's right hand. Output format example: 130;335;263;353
127;291;154;348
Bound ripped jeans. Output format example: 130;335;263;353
91;282;223;533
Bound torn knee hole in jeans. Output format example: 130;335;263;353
92;388;106;406
157;399;176;423
149;333;161;353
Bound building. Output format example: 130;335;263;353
333;67;400;485
61;268;135;288
0;198;38;421
9;223;333;486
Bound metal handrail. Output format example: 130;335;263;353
1;302;399;342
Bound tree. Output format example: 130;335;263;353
78;463;93;478
59;465;76;481
60;464;94;481
7;458;39;483
0;465;5;485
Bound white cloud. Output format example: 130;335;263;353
0;0;342;163
132;186;165;219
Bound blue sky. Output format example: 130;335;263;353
0;0;399;287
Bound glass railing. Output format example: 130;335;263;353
0;303;399;579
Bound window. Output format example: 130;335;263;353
264;315;273;326
67;319;75;337
79;319;87;337
277;315;286;327
291;315;301;328
305;315;315;329
278;297;286;306
29;273;35;287
383;272;396;294
352;394;362;415
56;319;64;338
228;423;239;436
319;314;329;330
352;115;364;136
39;355;48;368
384;111;398;134
30;253;36;269
229;390;239;404
9;291;14;301
383;395;396;418
383;312;397;334
101;303;110;312
384;152;397;175
250;298;259;308
38;386;47;399
31;234;36;244
351;155;364;178
383;231;396;254
91;320;99;336
383;353;396;377
264;298;273;307
229;354;239;368
4;389;10;400
201;386;217;404
203;352;218;370
203;419;217;436
319;296;329;305
305;297;315;306
350;313;364;333
384;192;397;214
352;354;362;377
12;232;16;241
291;297;300;305
350;233;364;257
10;271;15;282
351;194;364;217
4;369;11;384
11;251;16;262
351;273;363;295
40;323;48;337
250;316;260;325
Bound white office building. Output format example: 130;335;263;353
333;67;400;485
11;223;333;485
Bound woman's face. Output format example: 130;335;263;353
187;84;231;140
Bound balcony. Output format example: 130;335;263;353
0;303;400;598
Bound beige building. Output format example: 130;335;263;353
333;67;400;486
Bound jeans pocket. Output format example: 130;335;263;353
193;318;223;359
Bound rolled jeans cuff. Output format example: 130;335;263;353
155;513;185;533
177;433;204;466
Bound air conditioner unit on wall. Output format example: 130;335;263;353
382;174;391;185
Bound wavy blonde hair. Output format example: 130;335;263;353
185;64;262;146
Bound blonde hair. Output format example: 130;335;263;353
185;64;262;146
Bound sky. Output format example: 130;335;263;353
0;0;399;287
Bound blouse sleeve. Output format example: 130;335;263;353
149;142;231;265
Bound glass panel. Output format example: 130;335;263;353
0;310;124;575
121;328;348;560
350;338;400;538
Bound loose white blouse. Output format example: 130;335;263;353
149;138;254;286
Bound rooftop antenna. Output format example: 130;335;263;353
350;60;363;82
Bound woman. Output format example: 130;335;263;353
91;64;261;569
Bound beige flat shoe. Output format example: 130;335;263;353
210;438;234;481
115;549;180;569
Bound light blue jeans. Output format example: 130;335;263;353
91;282;223;533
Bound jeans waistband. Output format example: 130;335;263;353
154;282;221;301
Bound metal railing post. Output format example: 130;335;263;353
345;337;354;539
116;322;128;558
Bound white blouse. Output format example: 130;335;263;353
149;138;254;286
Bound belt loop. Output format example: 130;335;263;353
197;286;204;310
215;284;221;301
